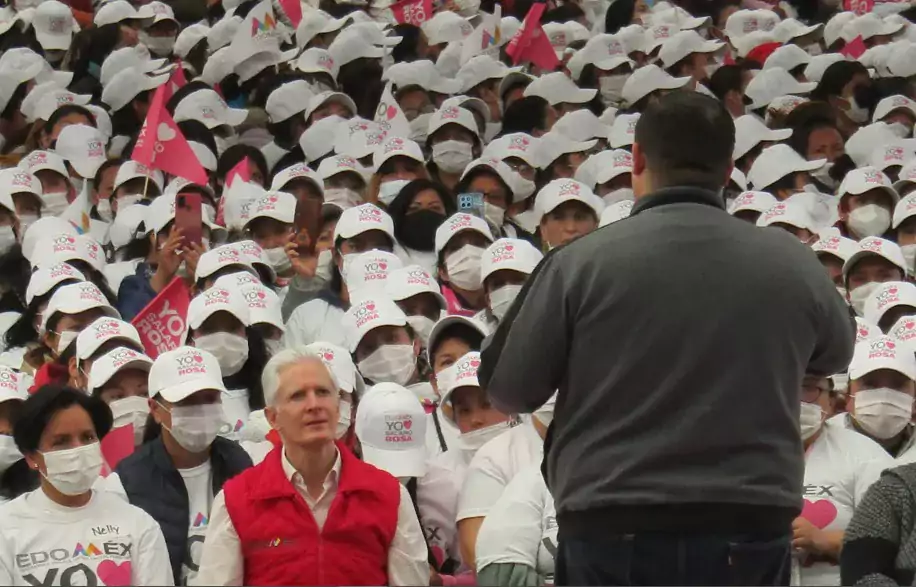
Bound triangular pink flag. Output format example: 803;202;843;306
506;2;559;71
216;157;252;227
101;424;135;475
279;0;302;27
131;85;209;185
841;35;866;59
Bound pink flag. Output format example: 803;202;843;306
390;0;432;25
216;157;252;226
100;424;135;476
506;2;559;71
166;63;188;101
843;0;873;15
841;35;867;59
131;85;209;185
131;277;191;359
279;0;302;27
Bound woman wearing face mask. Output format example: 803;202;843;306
91;159;121;224
137;4;178;57
281;205;343;320
0;168;43;232
243;191;299;284
85;346;153;448
0;368;37;504
284;203;397;348
873;95;916;139
70;316;145;394
217;144;269;196
810;60;874;139
426;106;483;192
787;116;846;193
0;385;173;586
894;194;916;274
572;37;634;110
535;178;605;250
478;239;543;328
53;124;108;205
234;281;286;358
386;264;447;358
317;154;369;209
435;213;495;316
109;161;164;217
837;167;899;241
456;159;539;243
388;179;453;275
0;179;32;315
844;237;908;317
575;149;635;207
19;149;73;219
371;135;431;207
106;346;251;586
482;133;542;234
186;287;269;442
536;132;599;184
792;373;893;585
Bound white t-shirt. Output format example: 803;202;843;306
476;464;557;584
456;420;543;522
417;447;473;570
282;298;347;349
0;489;174;586
219;389;251;441
425;405;460;458
180;462;214;586
794;424;893;586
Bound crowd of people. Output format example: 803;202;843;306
0;0;915;583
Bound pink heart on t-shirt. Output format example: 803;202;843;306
97;560;132;586
801;499;838;529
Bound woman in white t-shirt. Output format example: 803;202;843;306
0;385;173;586
795;374;893;585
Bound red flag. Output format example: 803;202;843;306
131;85;209;185
506;2;559;71
130;277;191;359
279;0;302;27
841;35;866;59
216;157;251;226
843;0;873;15
390;0;432;25
100;425;135;475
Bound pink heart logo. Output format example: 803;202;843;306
379;262;388;270
257;291;266;299
907;320;915;329
97;560;132;586
505;245;514;251
889;341;897;350
801;499;837;529
323;352;334;361
194;355;204;363
890;287;899;295
470;359;480;368
403;419;412;430
366;303;376;311
386;105;397;120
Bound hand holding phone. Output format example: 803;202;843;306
174;193;203;249
457;192;485;220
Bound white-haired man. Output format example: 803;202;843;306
193;347;429;586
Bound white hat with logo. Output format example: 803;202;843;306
304;341;358;395
344;250;404;302
607;112;640;149
356;382;427;477
534;178;605;221
238;283;284;333
747;144;825;190
100;45;168;87
18;149;68;179
805;53;846;83
480;238;543;284
599;200;634;227
658;30;723;68
304;91;357;123
33;0;78;51
427;104;480;140
745;67;816;111
421;10;473;45
764;44;811;73
270;162;324;195
811;234;858;263
873;94;916;124
266;80;315;123
102;66;170;111
621;64;689;106
483;133;540;168
864;281;916;327
372;136;425;172
524;71;597;106
173;88;247;130
149;346;227;402
891;315;916;352
870;143;916;173
187;286;250;330
837;166;899;204
575;149;633;190
174;22;210;59
194;244;256;282
843;237;909;282
734;115;792;161
21;217;77;264
88;346;153;395
32;234;106;272
0;365;27;404
385;265;446;310
295;48;340;80
114;161;164;193
0;168;40;213
54;124;107;179
76;317;142;361
756;201;815;231
26;262;85;305
893;193;916;228
856;316;881;344
728;190;778;215
40;282;118;335
849;335;916;380
334;203;395;243
437;350;482;409
343;296;408;353
244;191;297;227
434;213;494;256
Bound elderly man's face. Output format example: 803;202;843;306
266;359;340;447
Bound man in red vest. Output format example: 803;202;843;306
192;346;430;586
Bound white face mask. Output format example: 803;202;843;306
458;421;511;452
515;177;536;200
95;198;113;222
853;387;914;439
264;247;292;276
316;249;334;282
378;179;410;206
194;332;249;377
599;74;627;107
337;399;351;438
357;344;416;385
445;244;486;291
489;284;523;322
432;140;474;174
406;315;436;347
850;282;880;316
845;96;869;124
0;226;16;255
138;32;176;56
890;122;912;138
602;187;635;205
832;372;850;394
0;435;22;472
43;191;70;217
811;162;837;190
110;396;150;446
265;338;283;356
18;214;37;240
409;113;433;143
847;204;892;239
40;442;103;496
799;401;824;440
902;244;916;275
806;43;823;56
484;202;505;228
118;193;144;210
54;329;78;356
164;403;223;452
324;188;364;209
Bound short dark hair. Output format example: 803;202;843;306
501;96;551;136
634;91;735;192
708;63;752;102
14;385;113;454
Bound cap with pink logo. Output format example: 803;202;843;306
811;235;858;263
483;133;541;169
864;281;916;327
26;262;86;305
843;237;908;282
891;315;916;352
837;166;899;204
0;366;27;404
343;296;408;353
576;149;633;189
728;191;778;216
893;193;916;229
32;234;106;273
372;136;425;173
385;265;446;310
849;335;916;381
239;283;284;333
856;317;881;345
17;149;68;178
317;154;369;182
269;162;325;196
344;251;404;303
40;282;119;334
355;382;428;477
756;201;815;231
304;341;358;395
149;346;227;402
245;191;297;227
188;287;250;330
434;213;495;256
76;317;142;361
334;203;396;243
194;244;257;282
535;178;605;222
437;351;483;410
88;346;153;395
480;238;543;284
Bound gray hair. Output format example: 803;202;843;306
261;346;340;406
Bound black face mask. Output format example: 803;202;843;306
396;210;446;252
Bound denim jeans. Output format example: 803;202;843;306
555;532;791;586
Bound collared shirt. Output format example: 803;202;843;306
191;446;430;586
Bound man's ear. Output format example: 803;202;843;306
631;142;647;176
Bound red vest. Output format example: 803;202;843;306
223;442;401;586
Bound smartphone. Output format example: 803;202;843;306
175;192;203;248
457;192;486;220
294;196;323;255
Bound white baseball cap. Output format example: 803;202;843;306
837;166;899;205
328;32;384;68
304;341;358;395
434;213;494;256
21;217;77;264
849;335;916;380
480;238;543;284
0;365;28;404
384;59;460;95
244;191;297;227
895;160;916;193
304;91;357;123
534;178;605;221
888;41;916;78
40;282;118;334
94;1;139;26
483;133;540;168
459;158;525;201
755;200;815;231
25;262;85;305
725;9;778;40
136;1;178;24
200;46;235;86
76;317;142;361
772;18;822;43
535;131;597;170
334;203;395;243
728;190;778;215
174;22;210;59
356;382;427;477
846;123;913;167
238;283;284;333
149;346;227;402
456;56;517;94
188;286;250;331
194;244;256;283
295;48;340;80
864;281;916;326
266;80;314;123
344;250;404;302
372;136;425;173
270;162;324;195
18;149;68;178
211;271;262;291
554;109;611;144
805;53;846;83
114;161;164;193
523;71;597;106
734;115;793;161
764;44;811;74
871;143;916;173
658;30;723;68
621;64;689;106
207;15;240;53
643;24;678;54
108;205;150;250
567;34;632;81
437;350;482;410
426;314;489;365
32;233;106;273
825;12;856;47
100;45;167;87
845;13;904;43
54;124;107;179
843;237;908;282
747;144;825;190
173;89;247;130
343;296;408;352
0;168;40;212
608;112;639;149
891;314;916;351
745;67;816;110
599;200;634;226
422;11;473;45
31;90;92;123
575;149;633;189
385;265;446;310
317;154;369;183
334;118;387;160
894;193;916;228
87;346;153;395
811;234;858;263
33;0;78;51
856;316;881;344
873;94;916;123
299;115;346;163
427;104;480;141
296;10;332;47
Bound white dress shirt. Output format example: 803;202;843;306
191;446;430;586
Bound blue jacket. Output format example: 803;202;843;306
117;262;156;321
